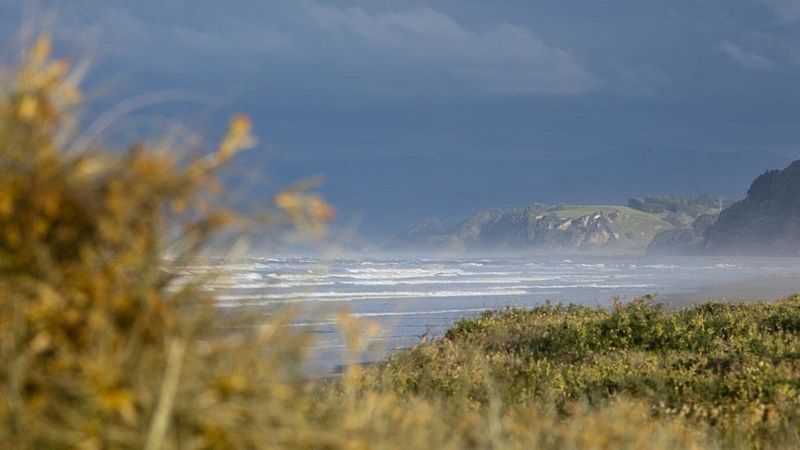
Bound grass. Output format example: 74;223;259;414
548;205;660;219
548;205;673;248
4;35;800;449
367;296;800;448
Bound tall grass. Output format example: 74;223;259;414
2;36;799;449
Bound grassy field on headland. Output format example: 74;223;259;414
5;36;800;449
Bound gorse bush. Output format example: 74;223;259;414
2;35;800;450
0;35;320;449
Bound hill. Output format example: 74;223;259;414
243;148;789;240
387;204;673;254
702;159;800;255
639;195;726;255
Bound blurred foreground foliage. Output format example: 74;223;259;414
0;36;798;450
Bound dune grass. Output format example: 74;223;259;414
368;296;800;448
3;35;800;449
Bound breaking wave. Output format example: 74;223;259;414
216;288;530;305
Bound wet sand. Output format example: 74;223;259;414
663;273;800;307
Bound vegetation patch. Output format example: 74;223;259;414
550;205;674;247
371;296;800;448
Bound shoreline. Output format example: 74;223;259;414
662;273;800;308
307;274;800;378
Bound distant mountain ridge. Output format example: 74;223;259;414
387;205;673;254
246;148;790;239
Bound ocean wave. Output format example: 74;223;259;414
209;281;338;289
332;275;608;286
489;283;654;290
216;288;529;304
713;264;742;269
575;263;609;268
337;276;522;285
350;308;492;318
282;310;499;327
205;272;264;285
259;268;522;282
344;267;469;276
214;275;612;290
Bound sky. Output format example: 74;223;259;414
3;0;800;158
4;0;800;237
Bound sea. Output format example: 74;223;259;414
179;255;800;375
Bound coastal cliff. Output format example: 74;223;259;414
701;160;800;255
388;205;672;254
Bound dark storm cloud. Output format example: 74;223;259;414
25;1;596;99
719;39;775;69
762;0;800;22
7;0;800;159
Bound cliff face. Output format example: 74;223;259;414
388;205;670;254
479;208;619;251
702;160;800;255
646;213;718;255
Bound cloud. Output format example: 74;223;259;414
28;1;595;99
719;40;774;69
299;2;597;96
761;0;800;22
304;4;470;43
611;65;673;97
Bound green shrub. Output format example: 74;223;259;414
375;296;800;448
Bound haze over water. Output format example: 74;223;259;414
184;256;800;374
